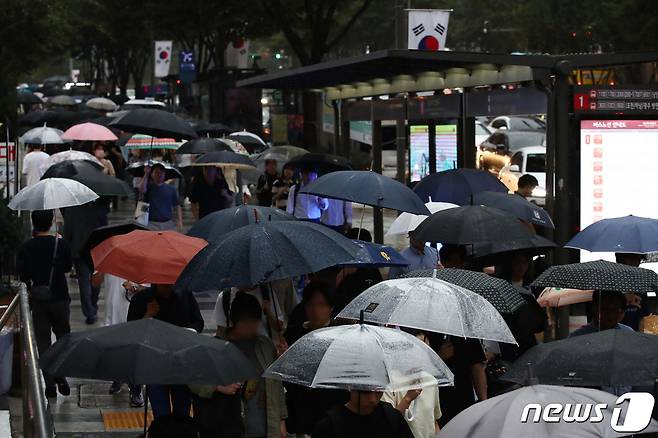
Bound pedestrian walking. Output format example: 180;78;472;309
140;162;183;231
22;144;49;186
320;198;352;234
127;283;204;413
515;174;538;199
17;210;72;398
388;235;439;279
286;170;328;222
92;142;116;176
256;158;278;207
189;167;233;220
271;163;295;210
213;285;285;340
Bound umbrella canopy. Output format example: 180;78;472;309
227;131;267;153
20;125;64;145
530;260;658;294
109;108;197;140
386;202;458;237
300;170;430;215
339;241;408;267
176;137;233;154
190;151;256;170
85;97;118;112
19;110;57;127
176;221;361;291
471;234;557;261
502;329;658;387
8;178;98;211
413;168;508;205
41;160;133;197
565;215;658;254
125;161;182;180
40;318;257;385
194;122;232;135
124;134;180;150
473;191;554;228
287;152;352;174
536;288;593;308
412;205;533;245
39;150;103;173
400;269;526;314
85;221;148;259
16;89;43;104
187;205;296;242
264;324;454;391
91;230;207;284
48;95;76;107
439;384;658;438
336;277;516;344
61;122;118;142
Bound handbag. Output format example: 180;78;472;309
134;200;150;226
30;236;59;302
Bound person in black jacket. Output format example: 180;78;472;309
17;210;72;398
127;284;204;415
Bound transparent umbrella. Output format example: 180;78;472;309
8;178;98;211
336;277;517;344
385;201;458;237
264;323;453;392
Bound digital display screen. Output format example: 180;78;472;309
409;124;457;182
580;120;658;266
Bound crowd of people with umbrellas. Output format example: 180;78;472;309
9;101;658;437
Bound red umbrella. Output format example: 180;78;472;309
91;230;207;284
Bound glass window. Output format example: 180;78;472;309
510;152;524;168
526;153;546;172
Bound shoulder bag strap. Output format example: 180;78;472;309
47;236;59;288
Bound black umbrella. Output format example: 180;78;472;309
187;205;296;242
502;329;658;387
109;94;130;105
194;122;232;135
19;110;57;127
126;161;182;180
400;269;527;314
176;137;234;154
227;132;267;153
176;221;361;291
412;205;533;245
109;108;197;140
86;221;148;254
300;170;430;215
286;152;352;174
471;234;557;262
530;259;658;293
473;191;554;229
41;160;133;197
16;90;43;105
413;168;509;205
191;151;256;170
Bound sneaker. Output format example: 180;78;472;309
109;381;122;394
129;391;144;408
56;378;70;396
45;386;57;398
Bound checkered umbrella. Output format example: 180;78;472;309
400;268;526;314
531;259;658;293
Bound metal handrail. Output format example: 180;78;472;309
1;284;55;437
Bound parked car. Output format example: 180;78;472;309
499;145;547;205
475;121;492;146
477;129;546;173
487;116;546;131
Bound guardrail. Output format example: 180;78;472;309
0;284;55;437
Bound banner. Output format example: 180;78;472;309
154;40;173;78
179;50;196;84
225;38;250;69
407;9;450;51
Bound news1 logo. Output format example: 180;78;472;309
520;392;655;433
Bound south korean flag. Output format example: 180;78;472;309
408;10;450;51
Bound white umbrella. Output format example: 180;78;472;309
40;150;103;173
385;201;458;237
264;323;453;392
228;130;266;146
85;97;118;112
337;277;517;344
439;384;658;438
48;95;76;107
9;178;98;211
20;126;64;145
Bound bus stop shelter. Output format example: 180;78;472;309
238;49;658;262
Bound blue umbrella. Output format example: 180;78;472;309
473;191;554;228
413;169;508;205
187;205;296;242
565;215;658;254
338;240;409;267
300;170;430;215
176;221;361;291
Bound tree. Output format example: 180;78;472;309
261;0;374;65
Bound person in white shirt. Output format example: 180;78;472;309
22;145;49;186
286;170;328;222
321;198;352;234
213;285;285;340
